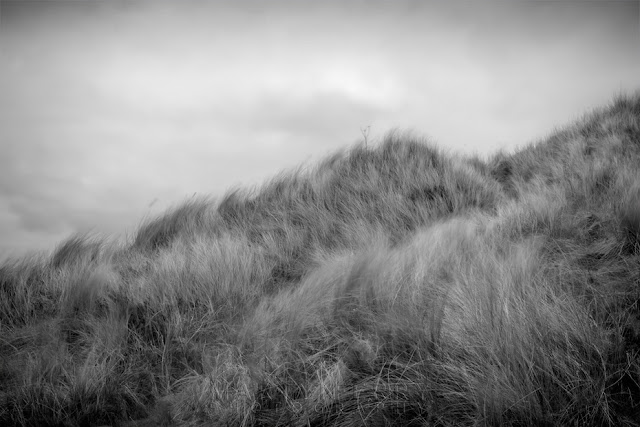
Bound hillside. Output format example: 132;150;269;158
1;92;640;426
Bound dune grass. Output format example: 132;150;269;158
1;92;640;426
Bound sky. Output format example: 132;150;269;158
0;0;639;262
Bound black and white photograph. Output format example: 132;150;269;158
1;1;639;425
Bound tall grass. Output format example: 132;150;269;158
1;92;639;426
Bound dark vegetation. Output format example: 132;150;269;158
1;92;640;426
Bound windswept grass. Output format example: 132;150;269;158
1;92;640;426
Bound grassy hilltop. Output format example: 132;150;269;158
1;92;640;426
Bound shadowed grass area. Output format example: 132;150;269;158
1;92;640;426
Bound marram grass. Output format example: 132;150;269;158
1;93;640;426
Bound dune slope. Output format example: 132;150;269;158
1;92;640;426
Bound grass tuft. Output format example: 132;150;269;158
619;183;640;255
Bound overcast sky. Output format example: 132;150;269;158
0;0;638;262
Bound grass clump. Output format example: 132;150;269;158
1;91;640;426
619;182;640;255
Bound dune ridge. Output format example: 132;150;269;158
1;92;640;426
